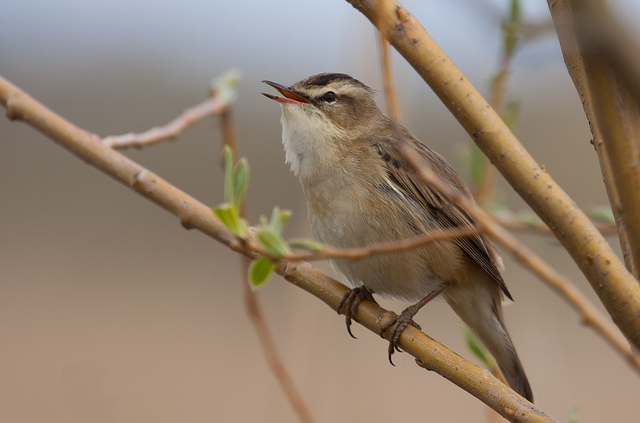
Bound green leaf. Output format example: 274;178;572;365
461;144;486;186
213;203;247;237
289;238;324;252
258;215;269;227
249;256;275;289
589;206;615;223
269;207;291;236
521;211;542;227
502;98;521;130
509;0;521;24
213;203;236;230
463;324;495;370
231;158;249;210
502;0;521;56
257;228;289;258
220;145;249;215
223;146;235;206
255;207;291;256
567;404;579;423
482;199;508;216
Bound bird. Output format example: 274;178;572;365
262;72;533;402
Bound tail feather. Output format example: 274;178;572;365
490;324;533;402
446;278;533;402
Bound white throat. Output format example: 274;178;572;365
280;104;345;182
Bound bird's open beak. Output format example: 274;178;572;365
262;80;310;104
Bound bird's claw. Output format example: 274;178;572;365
380;312;421;365
337;286;375;339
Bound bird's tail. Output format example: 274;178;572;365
446;279;533;402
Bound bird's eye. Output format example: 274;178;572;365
322;91;337;103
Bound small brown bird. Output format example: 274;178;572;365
262;73;533;402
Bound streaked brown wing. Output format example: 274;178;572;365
374;131;513;300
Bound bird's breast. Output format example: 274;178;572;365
303;175;460;301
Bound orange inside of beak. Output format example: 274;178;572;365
262;80;309;104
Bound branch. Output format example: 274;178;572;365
555;0;640;278
389;122;640;375
494;212;618;236
239;253;317;423
287;226;477;261
378;34;403;123
368;0;640;375
545;0;634;277
474;0;520;205
102;70;239;149
217;106;316;422
0;75;558;423
346;0;640;350
379;18;519;415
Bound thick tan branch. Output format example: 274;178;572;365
374;19;638;371
570;0;640;278
346;0;640;349
374;7;640;374
546;0;637;278
0;75;557;422
591;69;640;277
395;135;640;374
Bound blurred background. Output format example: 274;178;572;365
1;0;639;422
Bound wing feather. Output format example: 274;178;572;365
373;130;512;300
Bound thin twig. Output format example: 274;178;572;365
220;109;238;159
240;256;317;423
378;33;402;123
285;226;477;261
494;213;618;236
0;74;558;423
102;71;239;149
102;99;225;149
475;7;517;205
219;101;316;423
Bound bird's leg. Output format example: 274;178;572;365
380;285;445;365
337;286;376;338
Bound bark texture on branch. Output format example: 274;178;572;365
347;0;640;348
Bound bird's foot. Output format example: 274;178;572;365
379;287;444;365
337;286;376;338
379;309;422;365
